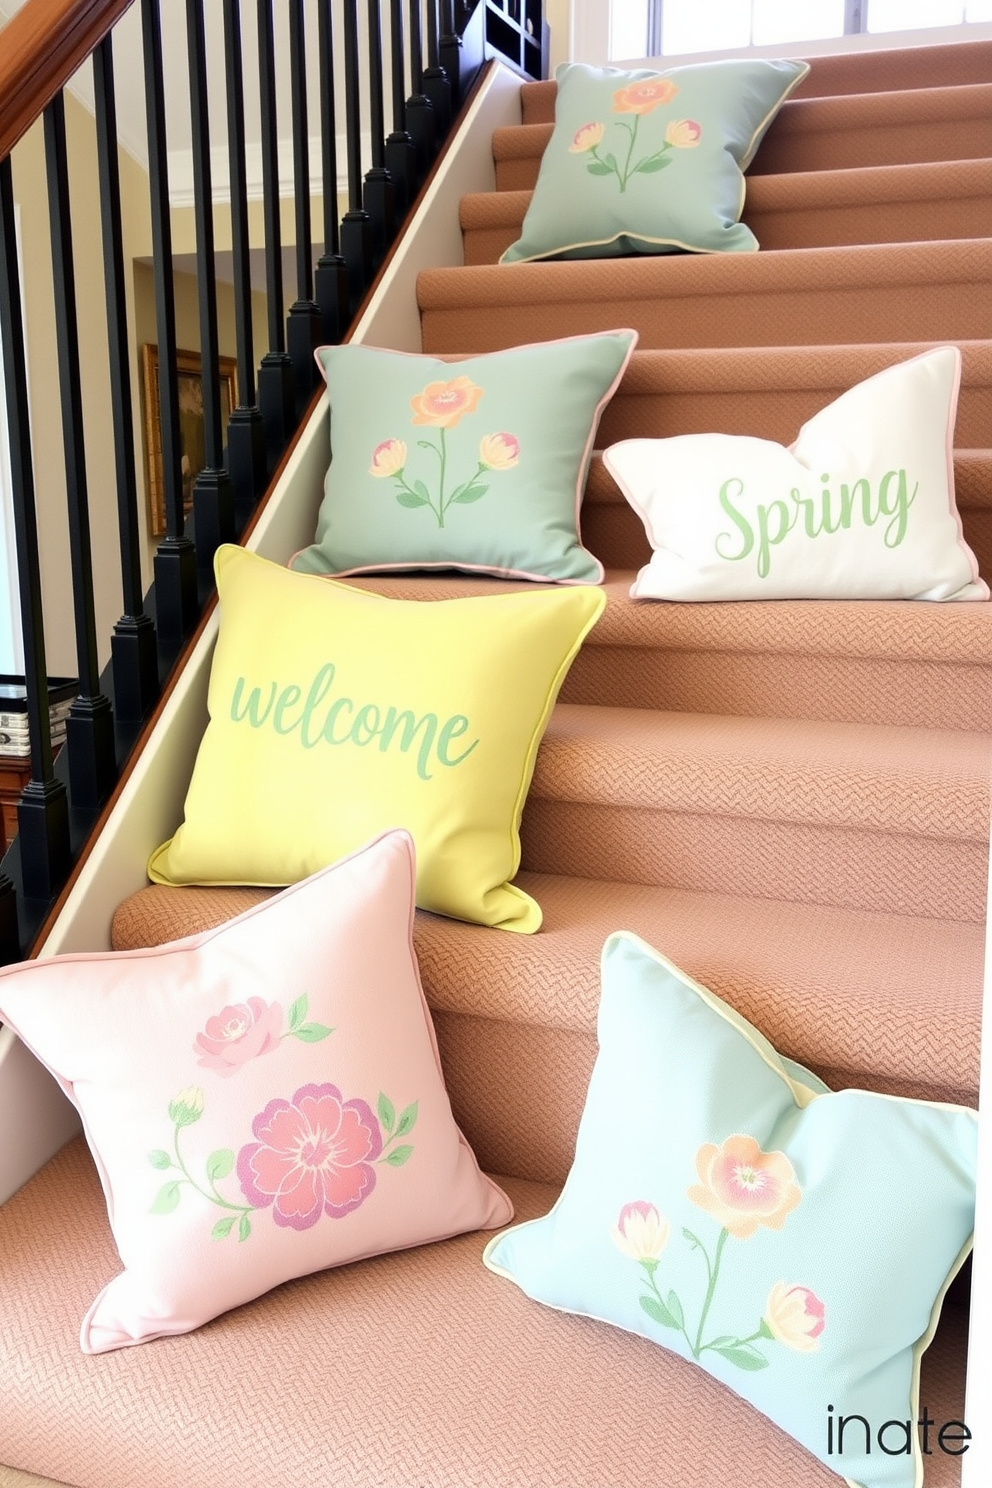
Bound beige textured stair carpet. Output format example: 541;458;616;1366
3;35;990;1488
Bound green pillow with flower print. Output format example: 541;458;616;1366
501;58;809;264
292;332;637;584
484;932;977;1488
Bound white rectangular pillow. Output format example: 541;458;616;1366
605;347;988;602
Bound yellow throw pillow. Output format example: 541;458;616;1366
148;547;606;932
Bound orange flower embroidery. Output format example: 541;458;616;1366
612;78;678;115
410;376;483;429
687;1134;801;1240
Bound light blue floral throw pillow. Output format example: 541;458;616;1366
292;331;637;583
484;933;977;1488
501;58;809;263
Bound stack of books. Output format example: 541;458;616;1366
0;677;77;760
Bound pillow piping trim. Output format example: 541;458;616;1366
297;330;642;586
482;927;977;1488
498;59;811;266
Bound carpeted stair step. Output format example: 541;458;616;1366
344;572;992;733
107;871;983;1176
418;238;992;352
460;158;992;263
520;704;991;920
517;41;992;123
493;85;992;191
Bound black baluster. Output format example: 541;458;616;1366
186;0;236;576
405;0;436;171
222;0;267;529
286;0;322;415
141;0;197;642
0;871;16;965
340;0;374;310
256;0;296;475
423;0;452;136
362;0;396;266
438;0;464;111
314;0;350;345
0;159;70;902
386;0;418;213
44;93;117;811
93;36;160;724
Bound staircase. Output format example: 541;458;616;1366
5;35;989;1488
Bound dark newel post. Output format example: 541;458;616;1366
362;0;396;267
186;0;236;575
405;0;436;170
286;0;323;415
222;0;266;529
438;0;463;111
339;0;373;311
93;36;159;724
314;0;350;345
141;0;197;641
0;159;70;901
44;93;117;810
385;0;418;213
256;0;296;475
422;0;452;137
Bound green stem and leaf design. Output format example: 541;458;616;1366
148;1089;255;1243
587;117;674;193
637;1225;773;1371
376;1092;419;1167
392;429;490;529
284;993;333;1045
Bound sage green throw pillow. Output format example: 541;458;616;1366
292;331;638;583
501;58;809;263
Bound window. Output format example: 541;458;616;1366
610;0;992;60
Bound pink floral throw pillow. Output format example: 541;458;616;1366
0;831;512;1352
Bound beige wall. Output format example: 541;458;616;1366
10;96;153;679
547;0;572;72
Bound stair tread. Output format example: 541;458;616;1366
518;41;992;121
424;237;992;308
343;571;992;667
422;870;983;1101
495;83;992;160
532;703;991;840
108;874;984;1104
464;158;992;223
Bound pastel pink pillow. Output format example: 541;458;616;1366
0;830;512;1353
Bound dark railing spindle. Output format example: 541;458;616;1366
314;0;350;345
221;0;267;529
0;158;71;901
186;0;236;575
439;0;464;109
93;35;160;725
423;0;452;136
405;0;436;169
386;0;418;212
339;0;374;310
256;0;296;475
286;0;322;413
43;91;117;810
363;0;396;266
141;0;197;642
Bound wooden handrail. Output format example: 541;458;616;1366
0;0;136;162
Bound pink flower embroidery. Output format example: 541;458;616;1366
478;432;520;470
664;118;702;149
194;997;283;1077
687;1134;801;1240
410;376;484;429
238;1083;382;1230
612;78;678;115
369;438;407;477
569;121;605;153
612;1201;670;1261
764;1282;826;1352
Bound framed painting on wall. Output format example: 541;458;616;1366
142;344;239;538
